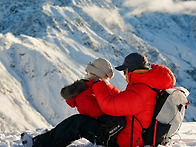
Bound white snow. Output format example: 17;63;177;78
0;0;196;146
0;122;196;147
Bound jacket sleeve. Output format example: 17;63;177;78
78;97;105;118
107;83;121;95
66;98;76;108
92;81;143;116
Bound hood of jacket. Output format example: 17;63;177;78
129;64;176;89
61;79;90;100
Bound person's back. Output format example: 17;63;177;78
92;53;176;147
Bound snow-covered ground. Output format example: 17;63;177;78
0;0;196;146
0;122;196;147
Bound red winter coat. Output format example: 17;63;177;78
66;79;120;119
92;64;176;147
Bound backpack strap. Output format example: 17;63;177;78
130;115;135;147
130;116;146;147
152;120;158;147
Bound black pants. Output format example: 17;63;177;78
33;114;123;147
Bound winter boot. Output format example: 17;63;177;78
21;132;33;147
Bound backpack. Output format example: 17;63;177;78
142;86;190;146
95;115;126;147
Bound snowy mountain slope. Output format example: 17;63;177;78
0;60;51;131
0;0;196;136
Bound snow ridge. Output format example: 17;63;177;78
0;0;196;146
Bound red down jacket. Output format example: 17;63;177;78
92;64;176;147
66;79;120;118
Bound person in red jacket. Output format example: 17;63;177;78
61;58;120;119
21;58;125;147
92;53;176;147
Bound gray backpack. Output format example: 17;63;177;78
142;87;190;146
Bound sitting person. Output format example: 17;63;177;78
92;53;176;147
61;58;120;119
21;53;176;147
21;58;125;147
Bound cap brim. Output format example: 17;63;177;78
115;65;127;71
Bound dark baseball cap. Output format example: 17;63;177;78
115;53;150;72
